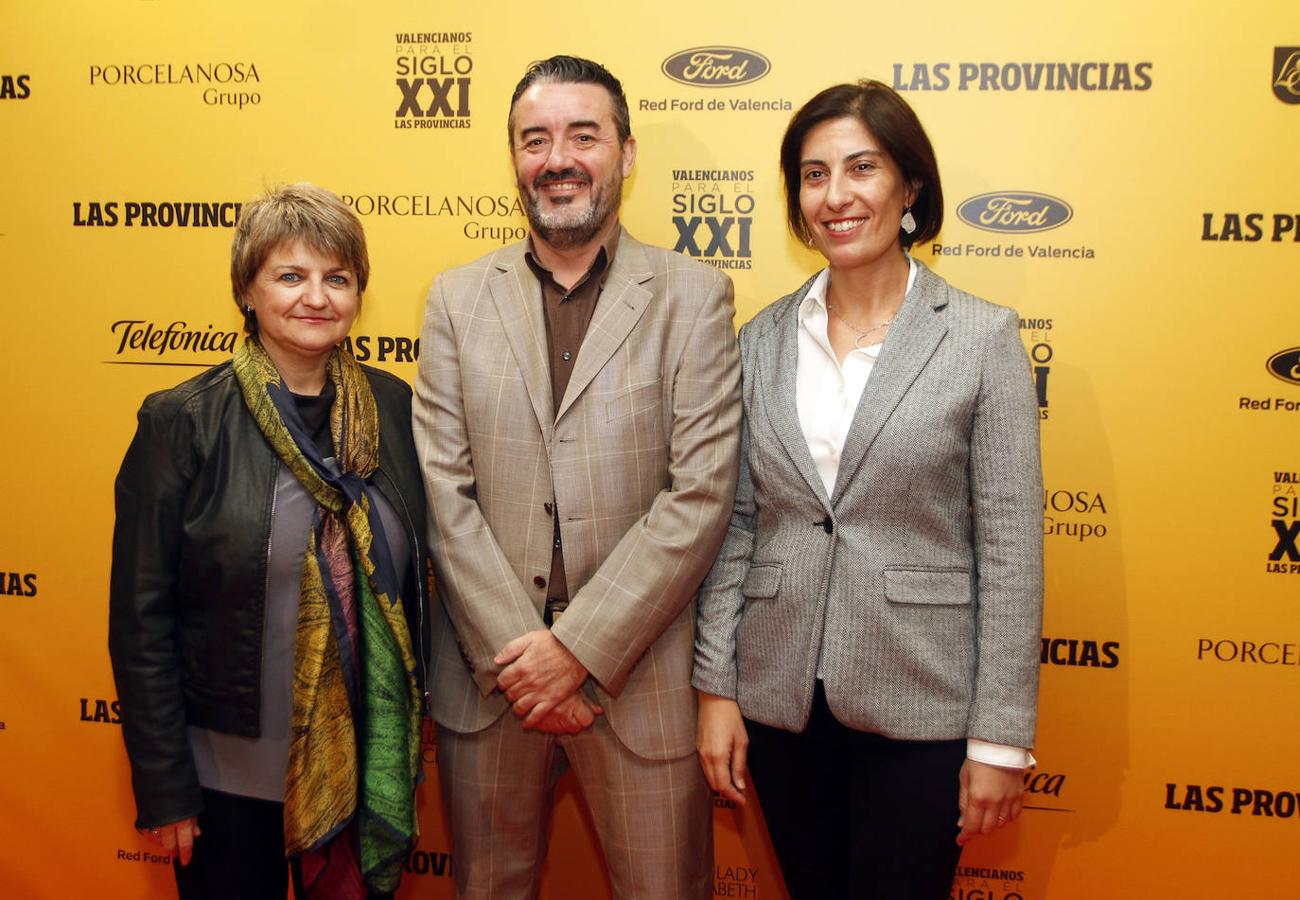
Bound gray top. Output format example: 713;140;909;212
189;458;409;800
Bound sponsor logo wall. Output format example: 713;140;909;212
2;1;1297;897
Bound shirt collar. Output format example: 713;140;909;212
798;255;918;355
799;255;918;318
524;225;622;293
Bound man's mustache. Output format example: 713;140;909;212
534;169;592;189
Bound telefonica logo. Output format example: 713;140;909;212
957;192;1073;234
661;47;769;87
1266;347;1300;386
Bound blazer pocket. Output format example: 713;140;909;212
741;563;782;599
883;567;972;606
605;382;662;424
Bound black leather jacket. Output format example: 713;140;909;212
108;361;430;829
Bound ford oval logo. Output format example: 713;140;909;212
661;47;770;87
1266;347;1300;385
957;191;1073;234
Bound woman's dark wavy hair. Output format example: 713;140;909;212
780;80;943;250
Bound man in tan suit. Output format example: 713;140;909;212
413;55;741;899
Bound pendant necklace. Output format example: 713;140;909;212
826;302;894;350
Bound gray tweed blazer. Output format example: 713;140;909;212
693;259;1043;748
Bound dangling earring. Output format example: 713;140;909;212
901;206;917;235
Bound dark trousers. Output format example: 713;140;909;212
173;788;301;900
746;683;966;900
173;789;395;899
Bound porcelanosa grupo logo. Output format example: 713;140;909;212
88;62;261;109
957;192;1073;234
661;47;769;87
1267;347;1300;386
1274;48;1300;104
341;190;525;244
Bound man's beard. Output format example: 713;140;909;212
521;167;622;251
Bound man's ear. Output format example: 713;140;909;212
621;137;638;177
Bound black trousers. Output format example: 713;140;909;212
173;788;302;900
173;789;396;899
746;683;966;900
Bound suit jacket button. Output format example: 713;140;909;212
533;576;546;588
544;502;553;515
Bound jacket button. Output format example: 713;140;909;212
544;502;553;515
533;576;546;588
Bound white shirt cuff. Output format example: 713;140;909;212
966;739;1035;770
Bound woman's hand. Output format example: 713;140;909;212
141;816;202;865
696;692;748;806
956;759;1024;845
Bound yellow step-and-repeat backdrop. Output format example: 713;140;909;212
2;1;1297;897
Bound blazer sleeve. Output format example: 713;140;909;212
551;268;742;695
967;306;1044;748
413;275;547;697
108;393;204;829
691;326;758;700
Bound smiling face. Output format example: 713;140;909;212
798;115;916;273
244;240;358;376
510;80;636;251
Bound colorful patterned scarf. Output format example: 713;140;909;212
233;337;421;898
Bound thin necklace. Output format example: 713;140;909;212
826;302;895;350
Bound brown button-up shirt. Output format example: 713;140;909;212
523;228;621;608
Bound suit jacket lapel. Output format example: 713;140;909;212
487;243;554;440
831;261;949;506
555;229;653;422
755;275;833;510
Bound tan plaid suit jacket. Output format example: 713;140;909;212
413;228;741;761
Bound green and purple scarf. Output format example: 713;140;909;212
233;336;420;898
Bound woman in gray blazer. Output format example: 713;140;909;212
693;81;1043;898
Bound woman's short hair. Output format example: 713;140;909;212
780;80;943;250
230;183;369;333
